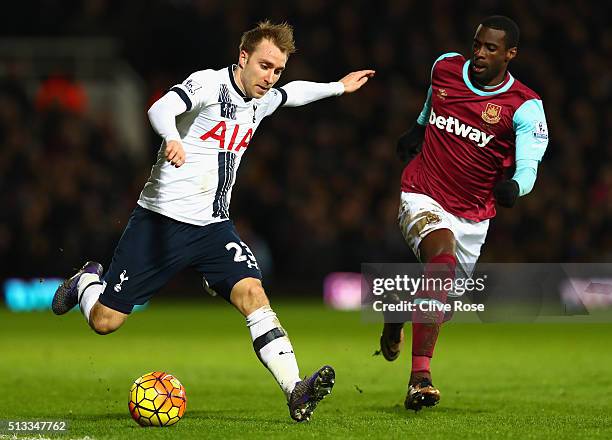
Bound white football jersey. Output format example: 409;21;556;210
138;65;287;226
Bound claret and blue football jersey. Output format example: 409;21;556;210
401;53;549;221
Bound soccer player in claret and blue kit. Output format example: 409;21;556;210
378;15;549;411
51;20;374;422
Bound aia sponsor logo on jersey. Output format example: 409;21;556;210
481;103;502;124
200;122;253;152
429;109;494;148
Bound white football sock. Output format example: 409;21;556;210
77;273;104;322
246;306;301;399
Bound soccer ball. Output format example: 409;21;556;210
128;371;187;427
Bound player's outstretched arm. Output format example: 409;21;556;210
280;69;375;108
339;70;376;93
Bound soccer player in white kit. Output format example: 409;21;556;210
52;20;375;422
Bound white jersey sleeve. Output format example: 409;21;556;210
261;88;287;117
147;92;186;142
169;70;218;112
281;81;344;107
262;81;345;117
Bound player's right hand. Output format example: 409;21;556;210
339;70;376;93
165;139;186;168
493;179;520;208
396;122;426;163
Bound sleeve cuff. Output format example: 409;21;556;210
278;87;288;107
164;134;182;143
512;160;538;196
331;81;345;95
169;87;192;111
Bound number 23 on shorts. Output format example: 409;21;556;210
225;241;259;270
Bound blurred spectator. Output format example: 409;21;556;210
35;74;87;114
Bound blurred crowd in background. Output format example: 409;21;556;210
1;0;610;293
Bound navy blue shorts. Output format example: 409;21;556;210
98;206;262;314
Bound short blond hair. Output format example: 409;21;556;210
239;20;296;56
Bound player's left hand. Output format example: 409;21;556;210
339;70;376;93
493;179;519;208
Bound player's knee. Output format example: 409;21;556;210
230;278;269;316
89;304;126;335
90;316;120;335
420;228;456;262
246;283;267;302
240;284;269;312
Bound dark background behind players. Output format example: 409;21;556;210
0;0;610;294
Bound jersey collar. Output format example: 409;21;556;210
462;60;514;96
228;65;252;102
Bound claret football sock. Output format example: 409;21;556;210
411;355;432;374
246;306;301;399
411;253;457;377
77;273;104;322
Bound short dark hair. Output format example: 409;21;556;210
480;15;520;49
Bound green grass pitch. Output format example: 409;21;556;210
1;299;612;439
